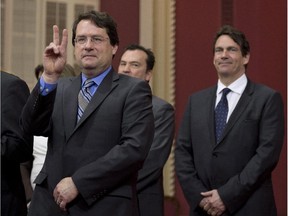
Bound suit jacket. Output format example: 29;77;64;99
1;71;33;216
137;95;175;216
20;68;154;216
175;80;284;216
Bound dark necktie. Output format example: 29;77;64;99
77;79;95;121
215;88;231;143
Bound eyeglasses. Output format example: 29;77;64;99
74;36;109;45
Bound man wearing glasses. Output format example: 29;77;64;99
20;10;154;216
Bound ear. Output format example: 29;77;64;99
243;53;250;65
112;45;118;55
145;70;152;82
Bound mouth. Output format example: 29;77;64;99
218;61;232;66
82;54;96;59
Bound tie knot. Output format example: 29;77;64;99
222;88;231;97
83;79;95;89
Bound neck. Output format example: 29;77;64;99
219;71;245;86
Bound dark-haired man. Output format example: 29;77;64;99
119;44;175;216
20;11;154;216
175;25;284;216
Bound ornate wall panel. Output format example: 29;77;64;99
140;0;176;197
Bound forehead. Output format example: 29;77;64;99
76;20;107;35
215;35;239;48
121;50;147;62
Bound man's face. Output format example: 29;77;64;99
118;49;151;82
74;20;118;78
213;35;249;80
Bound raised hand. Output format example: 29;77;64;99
42;25;68;83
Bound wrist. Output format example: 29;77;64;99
42;72;61;84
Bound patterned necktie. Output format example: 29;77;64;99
215;88;231;143
77;79;95;121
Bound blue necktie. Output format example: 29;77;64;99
215;88;231;143
77;79;95;121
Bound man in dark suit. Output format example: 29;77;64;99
175;25;284;216
118;44;175;216
1;71;33;216
20;11;154;216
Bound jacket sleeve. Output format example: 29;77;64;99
20;81;56;137
175;97;209;211
1;76;33;163
137;101;175;192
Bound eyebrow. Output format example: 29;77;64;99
215;46;238;50
76;34;107;37
120;60;141;64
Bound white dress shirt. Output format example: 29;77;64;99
215;74;248;122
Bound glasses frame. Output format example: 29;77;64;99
74;36;109;45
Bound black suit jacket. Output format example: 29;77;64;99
20;68;154;216
175;80;284;216
137;95;175;216
1;71;33;216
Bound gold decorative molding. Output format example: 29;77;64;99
140;0;176;197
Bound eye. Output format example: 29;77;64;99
214;48;222;53
226;47;238;52
76;37;86;44
131;63;140;67
119;62;126;66
92;37;103;43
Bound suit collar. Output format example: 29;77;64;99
215;79;254;146
63;76;82;139
63;68;119;140
74;68;119;130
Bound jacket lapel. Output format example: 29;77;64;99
216;80;254;145
208;86;218;146
74;69;119;130
63;76;82;139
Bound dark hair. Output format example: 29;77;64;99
124;44;155;71
213;25;250;57
72;10;119;47
34;64;44;80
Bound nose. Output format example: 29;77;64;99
122;64;131;73
84;38;93;48
220;50;229;59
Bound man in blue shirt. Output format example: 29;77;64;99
20;10;154;216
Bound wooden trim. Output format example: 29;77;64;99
140;0;176;197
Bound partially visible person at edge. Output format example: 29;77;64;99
20;10;154;216
175;25;284;216
118;44;175;216
1;71;33;216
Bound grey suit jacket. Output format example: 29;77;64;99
20;68;154;216
175;79;284;216
137;95;175;216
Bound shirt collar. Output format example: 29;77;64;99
81;65;112;86
217;73;248;95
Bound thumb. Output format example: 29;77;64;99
201;191;213;197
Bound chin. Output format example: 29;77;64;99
218;71;231;77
